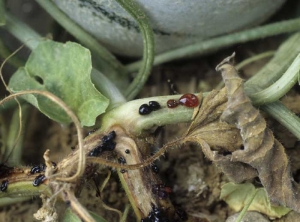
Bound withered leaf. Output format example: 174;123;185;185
184;53;300;212
185;88;243;153
184;84;258;182
215;53;300;212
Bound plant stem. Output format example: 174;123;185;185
245;32;300;94
0;90;85;183
262;101;300;139
0;181;49;198
0;197;31;207
0;38;25;68
235;51;275;71
115;0;155;100
249;53;300;105
91;68;126;110
236;189;258;222
126;18;300;73
238;32;300;140
100;94;194;135
120;204;131;222
67;190;96;222
5;105;30;165
4;12;42;50
117;170;142;220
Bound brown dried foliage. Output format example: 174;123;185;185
185;53;300;212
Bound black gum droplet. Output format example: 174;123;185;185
139;104;152;115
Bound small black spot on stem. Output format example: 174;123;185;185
1;180;8;192
88;131;117;156
118;157;126;164
151;164;159;174
32;174;46;187
30;164;46;174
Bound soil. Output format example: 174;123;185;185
1;0;300;222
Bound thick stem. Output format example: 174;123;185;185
245;32;300;94
4;12;42;50
249;53;300;105
262;101;300;140
100;94;196;135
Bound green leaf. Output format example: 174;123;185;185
220;182;291;218
63;208;108;222
8;41;109;126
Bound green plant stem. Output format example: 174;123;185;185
0;182;49;198
240;32;300;140
0;114;7;159
126;18;300;73
120;204;131;222
117;170;142;220
0;197;31;207
34;0;128;92
0;0;5;26
101;81;300;140
236;189;258;222
5;105;30;165
235;51;275;70
245;32;300;94
0;99;25;113
262;101;300;139
100;94;194;135
91;68;126;109
0;38;25;68
115;0;155;100
249;53;300;105
4;12;42;50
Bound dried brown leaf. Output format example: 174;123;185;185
185;88;243;153
215;53;300;212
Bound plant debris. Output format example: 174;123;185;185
184;53;300;213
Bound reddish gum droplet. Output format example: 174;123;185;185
179;93;199;107
167;99;179;108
